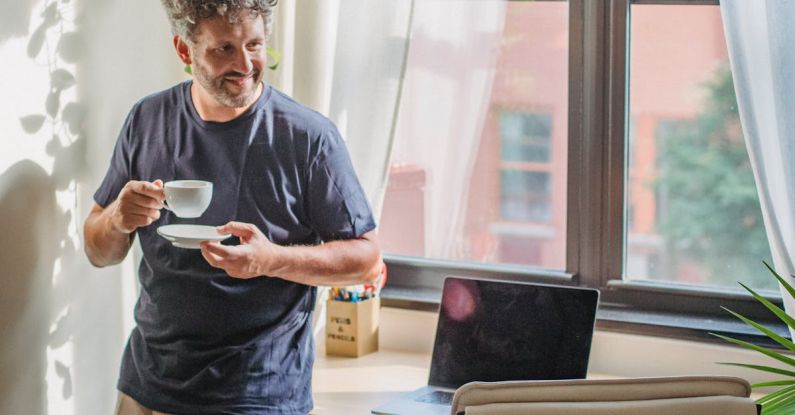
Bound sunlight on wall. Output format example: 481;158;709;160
0;1;79;414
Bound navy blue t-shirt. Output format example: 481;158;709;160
94;81;376;414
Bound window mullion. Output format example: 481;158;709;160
567;0;627;289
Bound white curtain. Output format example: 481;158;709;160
720;2;795;323
391;0;506;258
269;1;413;217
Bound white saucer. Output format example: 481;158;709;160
156;224;230;249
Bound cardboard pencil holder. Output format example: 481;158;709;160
325;296;380;357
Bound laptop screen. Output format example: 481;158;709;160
428;277;599;389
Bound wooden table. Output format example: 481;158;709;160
311;346;430;414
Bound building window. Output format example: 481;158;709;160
498;112;553;224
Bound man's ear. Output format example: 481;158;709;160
174;35;192;65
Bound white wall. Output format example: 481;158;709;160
0;1;180;414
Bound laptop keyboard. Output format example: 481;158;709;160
414;390;454;405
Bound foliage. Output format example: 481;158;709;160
712;262;795;415
654;64;773;289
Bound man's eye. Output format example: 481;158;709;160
247;43;263;50
217;45;232;53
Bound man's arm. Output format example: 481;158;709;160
200;222;382;286
83;180;165;267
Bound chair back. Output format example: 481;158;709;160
450;376;758;415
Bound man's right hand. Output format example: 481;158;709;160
109;179;165;234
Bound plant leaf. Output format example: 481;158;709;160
51;69;76;90
721;307;795;353
716;362;795;378
760;388;795;413
764;260;795;302
266;47;281;71
757;383;795;405
710;333;795;367
20;114;46;133
753;380;795;388
737;282;795;332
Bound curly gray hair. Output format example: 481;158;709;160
161;0;279;43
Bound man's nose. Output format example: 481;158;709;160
232;50;254;74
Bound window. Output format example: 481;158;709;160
499;112;553;223
380;0;568;270
379;0;782;340
626;4;773;290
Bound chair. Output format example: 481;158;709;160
449;376;759;415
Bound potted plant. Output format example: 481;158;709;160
712;261;795;415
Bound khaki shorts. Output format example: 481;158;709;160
114;393;173;415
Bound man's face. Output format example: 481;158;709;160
188;12;267;108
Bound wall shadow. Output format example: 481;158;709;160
0;160;64;414
0;0;38;44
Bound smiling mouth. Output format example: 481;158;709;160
224;76;250;87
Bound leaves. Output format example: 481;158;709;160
20;115;46;134
654;64;772;288
266;47;281;71
715;262;795;414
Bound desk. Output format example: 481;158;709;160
311;346;430;414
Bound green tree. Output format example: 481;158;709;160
655;64;773;290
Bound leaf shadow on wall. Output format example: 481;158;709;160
0;160;64;414
0;0;38;45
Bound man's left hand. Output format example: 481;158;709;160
200;221;281;279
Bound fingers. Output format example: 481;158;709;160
201;240;236;258
128;180;166;201
217;221;258;238
200;242;257;279
123;189;163;210
111;180;166;233
200;242;227;267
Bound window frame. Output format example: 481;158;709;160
382;0;788;345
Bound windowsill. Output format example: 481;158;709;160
380;285;791;350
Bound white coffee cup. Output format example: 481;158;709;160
163;180;213;218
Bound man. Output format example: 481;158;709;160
83;1;382;413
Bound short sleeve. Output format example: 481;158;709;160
93;109;135;207
305;127;376;241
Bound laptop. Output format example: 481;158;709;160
371;276;599;415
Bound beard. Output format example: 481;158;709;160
192;60;264;108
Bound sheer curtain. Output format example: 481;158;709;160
269;1;413;214
720;2;795;322
391;0;507;258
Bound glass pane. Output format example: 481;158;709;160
626;4;774;290
500;170;551;223
500;112;552;163
379;0;568;269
